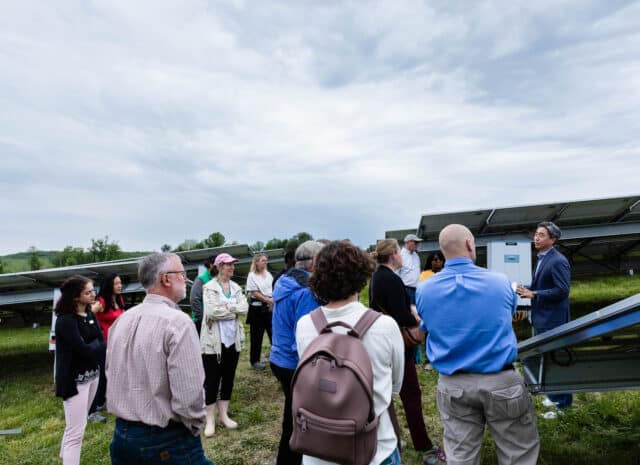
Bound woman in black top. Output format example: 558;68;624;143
55;275;105;465
369;239;445;465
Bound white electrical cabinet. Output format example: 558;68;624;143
487;241;532;307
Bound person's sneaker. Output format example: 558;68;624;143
95;403;106;412
87;412;107;423
542;398;557;408
424;363;434;371
423;446;446;464
252;362;266;371
542;409;565;420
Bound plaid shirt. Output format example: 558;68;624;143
106;293;205;435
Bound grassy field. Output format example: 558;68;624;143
1;276;639;465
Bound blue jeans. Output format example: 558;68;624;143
111;418;213;465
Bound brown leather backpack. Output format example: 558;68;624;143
289;308;381;465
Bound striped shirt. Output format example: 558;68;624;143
106;294;206;436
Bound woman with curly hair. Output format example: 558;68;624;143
55;275;105;465
200;253;249;437
296;240;405;465
369;239;446;465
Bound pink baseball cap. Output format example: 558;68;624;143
214;253;239;267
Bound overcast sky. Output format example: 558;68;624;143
1;0;639;255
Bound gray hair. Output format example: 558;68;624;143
138;253;178;289
294;240;325;269
537;221;561;240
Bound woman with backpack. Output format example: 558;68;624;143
295;240;405;465
369;239;446;465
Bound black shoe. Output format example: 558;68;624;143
252;362;266;371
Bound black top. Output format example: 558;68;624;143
55;309;105;400
369;265;418;328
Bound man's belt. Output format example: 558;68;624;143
116;418;183;429
454;363;514;375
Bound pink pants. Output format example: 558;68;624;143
60;377;99;465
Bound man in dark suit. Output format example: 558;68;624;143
517;221;572;410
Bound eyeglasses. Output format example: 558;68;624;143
165;271;187;279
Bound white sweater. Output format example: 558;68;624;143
295;301;405;465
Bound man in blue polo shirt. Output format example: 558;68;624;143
416;224;539;465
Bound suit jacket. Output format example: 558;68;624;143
529;247;571;331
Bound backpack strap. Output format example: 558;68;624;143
352;309;381;339
310;307;381;339
309;307;329;334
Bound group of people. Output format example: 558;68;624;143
53;220;572;465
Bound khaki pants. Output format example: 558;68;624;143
437;369;539;465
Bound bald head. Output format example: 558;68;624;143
439;224;476;261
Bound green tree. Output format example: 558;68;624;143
265;232;313;251
160;244;172;252
265;237;287;250
175;239;199;252
87;236;123;262
28;246;41;270
200;232;225;248
250;241;265;252
0;261;5;274
53;246;86;267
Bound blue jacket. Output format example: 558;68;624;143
269;269;321;370
529;247;571;331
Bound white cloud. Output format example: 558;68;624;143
0;1;639;255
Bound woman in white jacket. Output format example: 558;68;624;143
201;253;248;437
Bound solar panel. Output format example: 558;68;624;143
415;195;640;240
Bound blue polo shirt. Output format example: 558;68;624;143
416;257;518;375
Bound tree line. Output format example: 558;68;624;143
1;231;315;273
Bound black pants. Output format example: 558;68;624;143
202;345;240;405
270;363;302;465
90;351;106;413
248;306;272;365
400;347;433;451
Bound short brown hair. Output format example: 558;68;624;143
309;240;375;302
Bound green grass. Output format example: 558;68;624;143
1;328;639;465
2;272;640;465
571;274;640;307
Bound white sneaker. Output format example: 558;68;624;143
542;398;557;408
424;363;434;371
542;410;565;420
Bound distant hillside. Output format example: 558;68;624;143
0;250;150;274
